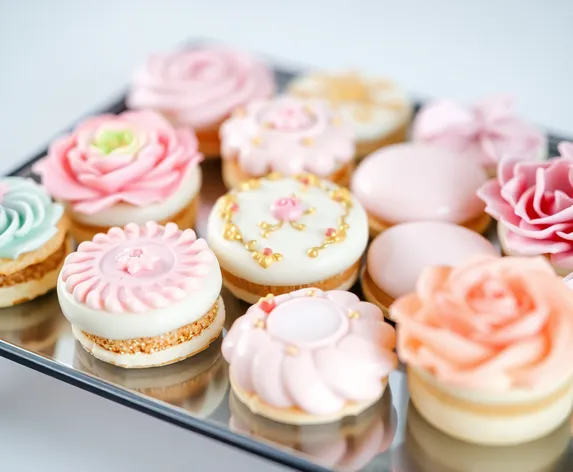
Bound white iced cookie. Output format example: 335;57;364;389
288;71;412;157
206;173;369;303
58;221;225;369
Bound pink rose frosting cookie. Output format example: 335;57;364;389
478;141;573;275
58;221;224;368
127;46;276;157
412;95;547;176
220;96;355;188
222;288;397;424
362;222;498;316
391;256;573;445
350;143;490;237
33;110;203;244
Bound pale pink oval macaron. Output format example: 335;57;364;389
350;143;491;237
361;221;499;315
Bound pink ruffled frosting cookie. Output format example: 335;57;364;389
220;96;355;178
127;47;275;130
58;221;224;368
478;142;573;272
392;256;573;391
223;289;396;424
412;96;547;174
34;110;202;214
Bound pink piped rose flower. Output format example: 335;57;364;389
271;196;304;222
33;110;202;214
478;141;573;267
391;256;573;392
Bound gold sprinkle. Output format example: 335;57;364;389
82;302;219;355
348;310;360;319
301;137;314;146
286;345;299;356
254;319;266;329
251;136;262;146
306;289;316;297
233;107;246;117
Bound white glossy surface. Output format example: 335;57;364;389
1;0;571;469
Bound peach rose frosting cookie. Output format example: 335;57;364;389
33;111;203;242
58;221;224;368
412;96;547;176
220;96;355;187
478;142;573;275
350;143;490;236
391;256;573;445
222;289;397;424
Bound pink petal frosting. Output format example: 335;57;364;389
33;110;202;214
220;96;355;177
127;47;275;129
60;221;216;313
412;96;546;171
222;289;397;416
391;256;573;392
477;142;573;268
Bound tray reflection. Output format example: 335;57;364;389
0;156;571;472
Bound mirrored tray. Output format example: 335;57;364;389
1;44;572;472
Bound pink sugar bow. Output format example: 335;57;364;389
413;96;545;168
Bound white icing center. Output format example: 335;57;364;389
266;298;348;347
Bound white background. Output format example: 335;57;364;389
1;1;572;470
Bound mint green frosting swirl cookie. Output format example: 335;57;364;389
0;177;64;259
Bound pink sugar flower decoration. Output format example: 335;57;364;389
271;196;304;222
115;247;160;275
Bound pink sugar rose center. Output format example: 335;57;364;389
264;106;314;131
116;247;160;276
271;196;304;221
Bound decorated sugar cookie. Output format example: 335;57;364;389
127;46;276;158
362;222;498;317
351;143;490;237
412;95;547;176
34;110;203;244
220;96;355;188
288;71;412;157
0;177;73;307
58;221;224;369
478;142;573;276
391;256;573;446
223;289;397;425
206;173;369;303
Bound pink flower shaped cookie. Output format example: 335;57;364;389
127;46;276;157
391;256;573;445
58;221;224;369
412;95;547;176
478;142;573;275
33;110;203;244
222;288;397;425
219;96;355;189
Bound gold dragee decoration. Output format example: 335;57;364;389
297;72;405;122
219;172;353;269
